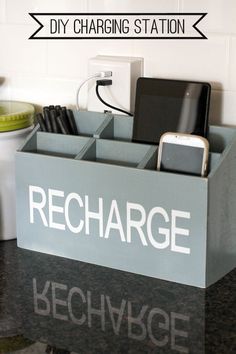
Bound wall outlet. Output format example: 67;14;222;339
88;55;143;115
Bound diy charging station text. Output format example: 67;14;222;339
29;14;207;39
50;17;185;35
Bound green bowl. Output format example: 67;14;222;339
0;101;35;132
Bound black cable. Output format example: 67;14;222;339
95;81;133;116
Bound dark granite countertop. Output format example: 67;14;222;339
0;240;235;354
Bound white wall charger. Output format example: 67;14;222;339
88;55;143;115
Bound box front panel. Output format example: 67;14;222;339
207;132;236;287
16;153;208;287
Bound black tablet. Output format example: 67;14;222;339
132;78;211;144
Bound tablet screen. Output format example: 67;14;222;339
133;78;211;144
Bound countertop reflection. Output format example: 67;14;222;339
0;240;235;354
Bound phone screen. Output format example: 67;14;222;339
160;143;204;176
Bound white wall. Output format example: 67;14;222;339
0;0;236;125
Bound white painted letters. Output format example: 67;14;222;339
147;207;170;249
104;200;125;242
171;210;191;255
85;196;104;237
29;185;48;226
28;186;192;254
127;202;148;246
49;189;65;230
65;193;84;234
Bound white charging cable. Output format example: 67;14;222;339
76;71;112;111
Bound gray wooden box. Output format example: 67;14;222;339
15;111;236;288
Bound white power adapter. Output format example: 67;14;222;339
88;55;143;115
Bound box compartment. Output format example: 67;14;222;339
22;131;92;159
76;138;157;169
94;114;133;141
73;110;111;137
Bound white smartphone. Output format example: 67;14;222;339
157;132;209;177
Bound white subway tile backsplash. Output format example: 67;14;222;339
0;0;6;23
0;76;10;100
6;0;87;25
47;40;134;78
220;90;236;125
0;1;235;126
88;0;179;12
4;75;86;108
0;24;47;75
181;0;236;35
229;36;236;91
133;35;230;90
209;90;236;125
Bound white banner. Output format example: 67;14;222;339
29;13;207;40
